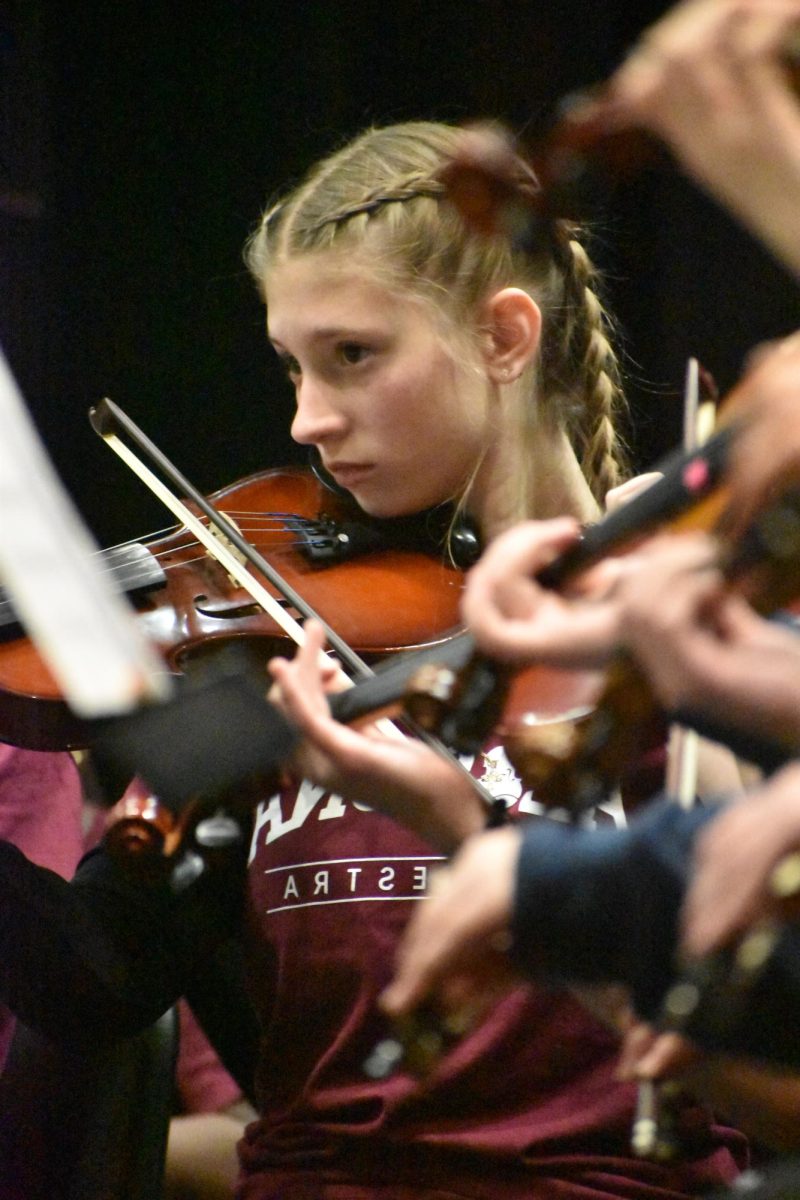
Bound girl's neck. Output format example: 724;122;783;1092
471;422;600;541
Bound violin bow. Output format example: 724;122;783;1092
631;358;719;1164
663;357;718;811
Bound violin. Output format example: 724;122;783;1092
0;463;473;751
369;448;800;1101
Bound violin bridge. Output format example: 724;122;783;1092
205;512;249;583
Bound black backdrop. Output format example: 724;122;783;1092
3;0;800;547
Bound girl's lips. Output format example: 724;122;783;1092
327;462;374;487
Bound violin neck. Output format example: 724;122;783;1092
329;632;474;727
538;425;734;590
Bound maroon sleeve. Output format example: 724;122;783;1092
0;747;84;877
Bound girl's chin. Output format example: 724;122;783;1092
349;475;451;519
352;491;428;519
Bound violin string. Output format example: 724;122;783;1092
0;539;303;610
99;545;299;589
93;525;185;553
92;512;320;559
72;515;316;593
144;540;306;568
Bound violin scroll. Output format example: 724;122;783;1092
102;784;251;892
439;105;657;244
440;19;800;239
102;787;176;861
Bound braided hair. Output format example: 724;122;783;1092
245;121;628;512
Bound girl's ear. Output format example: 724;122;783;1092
481;288;542;383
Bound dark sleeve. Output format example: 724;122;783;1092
510;797;800;1072
0;838;244;1049
509;799;719;1018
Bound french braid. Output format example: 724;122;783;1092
245;121;628;508
540;223;629;501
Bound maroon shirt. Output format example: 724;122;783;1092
239;746;746;1199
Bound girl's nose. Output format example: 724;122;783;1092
290;378;347;446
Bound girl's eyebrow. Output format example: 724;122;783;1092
270;323;386;348
306;326;377;342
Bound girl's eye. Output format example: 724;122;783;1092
338;342;370;365
279;353;301;379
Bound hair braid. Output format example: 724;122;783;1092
540;223;629;502
302;176;445;234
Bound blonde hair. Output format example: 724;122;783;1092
245;121;628;512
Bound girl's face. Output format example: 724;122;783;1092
265;254;493;518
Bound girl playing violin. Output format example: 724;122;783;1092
0;120;745;1198
239;120;746;1196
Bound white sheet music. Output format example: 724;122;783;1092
0;347;169;716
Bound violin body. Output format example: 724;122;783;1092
0;466;466;750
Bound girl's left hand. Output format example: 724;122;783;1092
267;620;487;852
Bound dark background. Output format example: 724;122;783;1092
3;0;800;548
